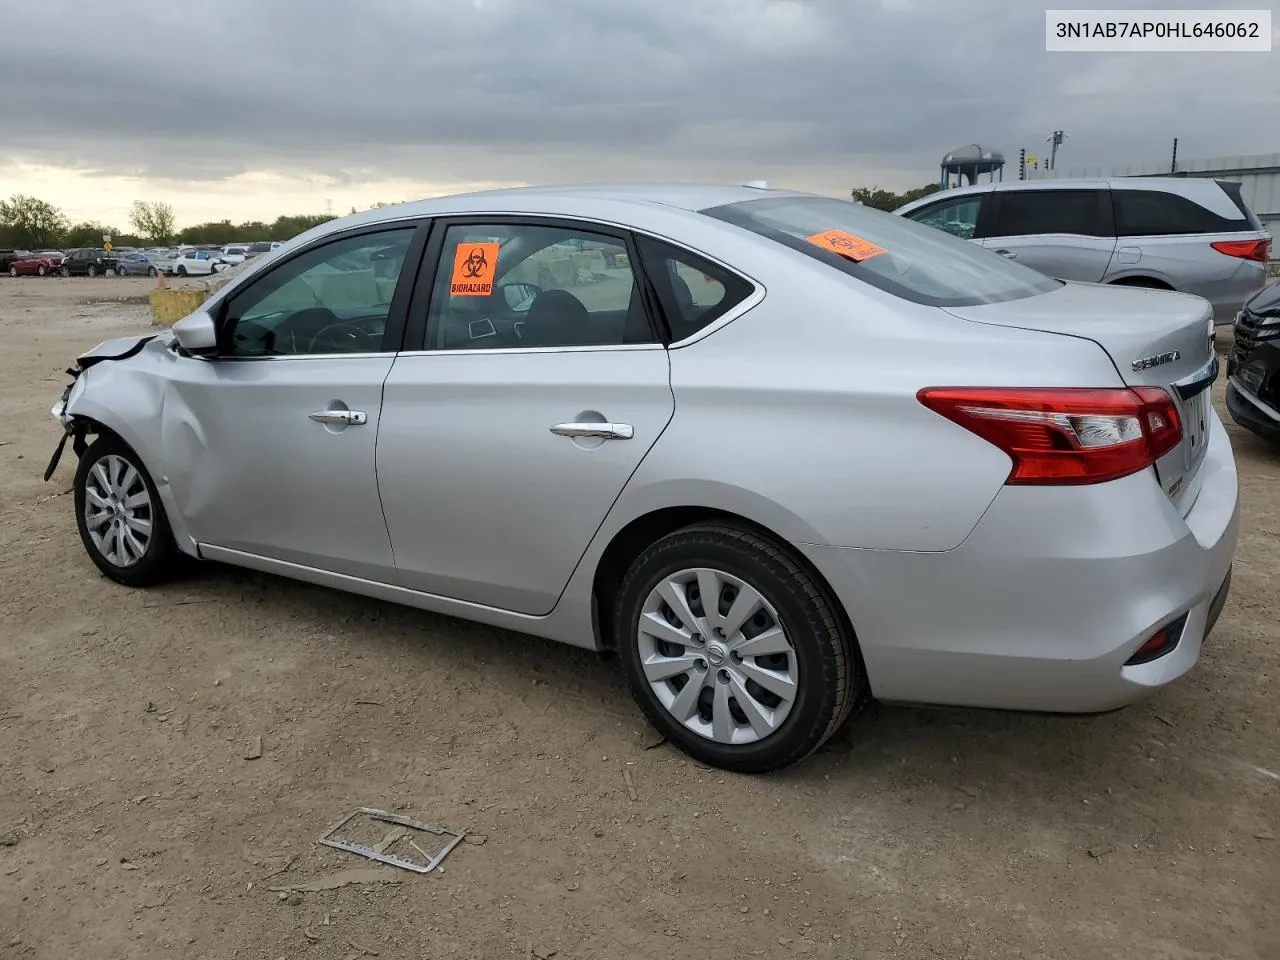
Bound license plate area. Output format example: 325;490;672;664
1181;388;1211;471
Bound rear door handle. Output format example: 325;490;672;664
550;421;634;440
309;409;368;426
993;249;1017;259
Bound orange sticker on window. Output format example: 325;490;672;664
449;242;499;296
805;230;887;261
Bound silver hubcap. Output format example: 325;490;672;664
84;454;153;567
637;567;798;745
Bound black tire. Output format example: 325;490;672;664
148;266;158;277
74;434;180;587
59;266;69;277
87;264;97;278
615;522;861;773
176;265;187;277
37;265;46;276
7;267;14;278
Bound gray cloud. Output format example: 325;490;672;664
1;0;1276;193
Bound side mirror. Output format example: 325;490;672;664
172;309;218;355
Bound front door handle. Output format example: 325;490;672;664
309;409;368;426
993;248;1017;259
550;421;634;440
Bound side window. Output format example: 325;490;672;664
635;236;755;342
426;222;651;350
992;190;1110;238
1113;190;1245;236
904;196;982;240
221;227;414;357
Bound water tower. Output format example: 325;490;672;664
940;144;1005;190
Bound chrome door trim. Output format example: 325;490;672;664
550;421;634;440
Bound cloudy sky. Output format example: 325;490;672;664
1;0;1276;228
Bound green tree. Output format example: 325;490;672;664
850;183;940;212
0;194;69;248
64;222;121;247
129;201;177;244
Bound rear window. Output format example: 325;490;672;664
1216;180;1264;231
702;195;1061;307
1113;189;1251;237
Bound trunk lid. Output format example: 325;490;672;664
944;281;1217;515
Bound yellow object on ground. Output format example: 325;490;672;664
149;288;208;326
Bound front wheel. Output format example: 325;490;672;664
87;264;97;278
37;265;47;277
7;267;15;278
59;266;69;277
616;523;861;773
176;265;187;277
74;435;180;587
148;266;158;277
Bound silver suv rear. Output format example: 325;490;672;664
896;177;1270;324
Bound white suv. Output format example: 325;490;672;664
897;177;1270;324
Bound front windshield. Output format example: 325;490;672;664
702;195;1061;307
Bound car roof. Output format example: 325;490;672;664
308;183;813;235
895;176;1247;221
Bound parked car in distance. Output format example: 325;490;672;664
171;249;222;276
246;242;274;255
219;245;249;265
9;250;64;276
0;250;23;271
114;252;160;277
146;249;180;274
47;184;1237;773
60;248;123;278
896;178;1270;324
1226;279;1280;445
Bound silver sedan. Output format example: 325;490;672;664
46;185;1238;772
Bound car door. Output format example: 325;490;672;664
980;187;1117;281
160;222;427;581
376;216;675;615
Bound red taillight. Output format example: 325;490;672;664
917;386;1182;485
1211;238;1270;263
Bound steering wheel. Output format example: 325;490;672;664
307;321;379;353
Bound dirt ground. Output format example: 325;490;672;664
0;274;1277;960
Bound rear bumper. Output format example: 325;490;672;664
799;411;1239;713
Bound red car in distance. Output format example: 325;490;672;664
9;251;65;277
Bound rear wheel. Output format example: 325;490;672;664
148;266;158;277
7;267;15;278
37;265;46;277
616;523;861;773
59;266;69;277
74;435;179;587
87;264;97;278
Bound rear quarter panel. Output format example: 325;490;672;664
609;264;1129;552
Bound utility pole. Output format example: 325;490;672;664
1171;138;1179;175
1046;130;1067;171
1019;148;1027;180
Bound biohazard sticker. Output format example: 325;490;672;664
449;243;499;296
805;230;887;262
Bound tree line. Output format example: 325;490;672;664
0;194;338;250
849;183;939;211
2;184;941;251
